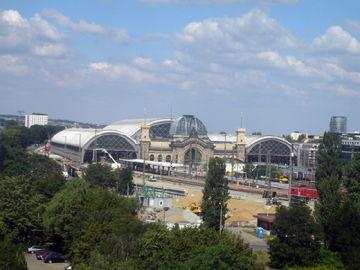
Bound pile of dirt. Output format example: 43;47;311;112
172;189;276;224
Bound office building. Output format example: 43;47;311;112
25;113;48;128
329;116;347;133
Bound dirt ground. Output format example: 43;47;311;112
172;189;276;225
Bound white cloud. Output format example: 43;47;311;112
175;10;299;55
41;9;104;34
257;51;323;78
42;9;130;44
30;14;63;41
312;26;360;55
0;55;28;75
0;9;26;26
88;62;156;82
0;9;66;56
33;43;67;57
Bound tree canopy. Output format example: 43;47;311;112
269;202;322;268
315;132;342;181
201;157;229;231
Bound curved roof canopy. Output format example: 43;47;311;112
50;128;137;149
169;115;208;137
105;118;173;142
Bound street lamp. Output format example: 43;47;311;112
219;202;223;234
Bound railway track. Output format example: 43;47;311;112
134;172;289;198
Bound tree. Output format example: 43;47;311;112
201;157;229;231
116;167;135;195
269;202;322;268
315;132;343;251
344;153;360;197
84;163;117;189
0;177;45;243
331;153;360;269
315;132;342;181
0;241;27;270
137;227;262;270
43;179;139;263
332;198;360;270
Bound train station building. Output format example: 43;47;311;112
50;114;293;172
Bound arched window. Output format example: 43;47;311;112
166;155;171;162
149;154;155;161
158;155;162;162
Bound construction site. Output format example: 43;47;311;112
133;172;284;230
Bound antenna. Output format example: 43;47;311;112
170;105;173;120
240;112;244;128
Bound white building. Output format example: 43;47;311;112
25;113;48;128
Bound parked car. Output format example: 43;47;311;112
44;252;66;263
35;250;51;260
27;246;45;254
148;175;158;182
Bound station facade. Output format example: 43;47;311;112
50;115;293;169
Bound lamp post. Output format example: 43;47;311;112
288;150;294;205
219;202;223;234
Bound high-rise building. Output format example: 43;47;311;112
25;113;48;128
329;116;347;133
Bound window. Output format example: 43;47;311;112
158;155;162;162
166;155;171;162
150;154;155;161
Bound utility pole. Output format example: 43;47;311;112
266;151;272;205
289;149;294;205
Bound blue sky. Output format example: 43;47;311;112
0;0;359;135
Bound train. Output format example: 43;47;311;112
290;186;319;200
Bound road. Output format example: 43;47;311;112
25;253;68;270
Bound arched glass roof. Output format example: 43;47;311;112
169;115;208;137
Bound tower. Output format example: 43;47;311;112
235;128;246;162
140;125;150;159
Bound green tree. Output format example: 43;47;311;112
331;153;360;269
315;176;342;251
315;132;343;251
332;198;360;270
43;179;139;263
84;163;116;189
269;202;322;268
0;177;45;243
116;167;135;195
344;153;360;197
315;132;342;181
137;227;262;270
0;241;27;270
201;157;229;231
0;132;5;172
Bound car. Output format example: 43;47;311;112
35;250;51;260
27;246;45;254
64;264;72;270
148;175;158;182
44;252;66;263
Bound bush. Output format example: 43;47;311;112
0;241;27;270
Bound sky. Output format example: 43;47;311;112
0;0;360;135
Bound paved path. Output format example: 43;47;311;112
227;228;269;251
25;253;68;270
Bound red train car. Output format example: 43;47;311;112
290;186;319;200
